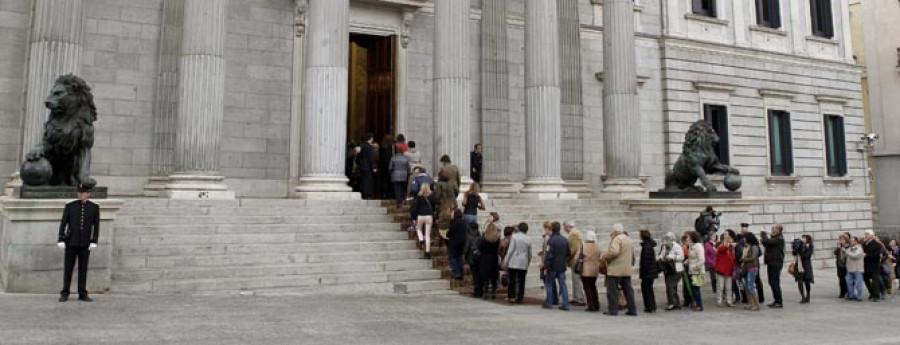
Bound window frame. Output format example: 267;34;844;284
692;0;717;18
755;0;782;29
823;114;848;177
767;110;794;176
810;0;834;38
703;104;730;166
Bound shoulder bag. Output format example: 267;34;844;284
574;244;584;275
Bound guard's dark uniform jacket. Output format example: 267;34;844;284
58;200;100;247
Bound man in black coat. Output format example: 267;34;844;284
356;133;377;200
542;222;571;310
470;144;483;185
760;224;786;308
862;230;883;301
57;185;100;302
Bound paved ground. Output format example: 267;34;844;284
1;272;898;345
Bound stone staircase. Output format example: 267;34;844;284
110;199;449;295
382;196;658;297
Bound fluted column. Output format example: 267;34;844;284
558;0;585;182
164;0;233;199
433;0;471;185
479;0;512;191
295;0;355;199
521;0;567;196
602;0;645;193
21;0;85;160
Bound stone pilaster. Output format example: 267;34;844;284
558;0;585;182
145;0;183;196
163;0;234;199
433;0;471;184
480;0;512;187
10;0;86;193
602;0;645;193
521;0;568;197
295;0;356;199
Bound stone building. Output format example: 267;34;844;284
850;0;900;235
0;1;873;260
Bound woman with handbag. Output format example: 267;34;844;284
792;235;815;304
715;231;737;307
740;233;762;311
580;231;602;312
639;230;660;313
477;223;501;300
658;232;685;311
685;231;706;311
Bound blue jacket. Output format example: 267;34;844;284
411;174;435;195
544;232;570;273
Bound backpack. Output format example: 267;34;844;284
467;235;483;266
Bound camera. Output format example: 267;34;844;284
863;133;879;141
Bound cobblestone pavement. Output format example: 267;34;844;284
1;272;898;345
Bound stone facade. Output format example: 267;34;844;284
0;1;873;256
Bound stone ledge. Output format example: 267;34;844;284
0;197;124;221
765;175;800;191
749;25;787;36
684;13;729;26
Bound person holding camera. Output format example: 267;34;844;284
760;224;786;308
791;235;815;304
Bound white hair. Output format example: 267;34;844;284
864;230;875;237
564;220;576;228
612;223;625;234
585;231;597;242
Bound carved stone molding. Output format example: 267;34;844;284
401;11;414;48
294;0;308;37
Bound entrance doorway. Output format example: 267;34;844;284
347;33;397;144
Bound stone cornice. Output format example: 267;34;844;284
758;88;798;99
815;94;850;104
693;81;736;94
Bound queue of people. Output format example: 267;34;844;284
444;215;898;316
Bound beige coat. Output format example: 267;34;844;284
580;242;602;278
439;163;461;190
603;233;634;277
567;229;583;268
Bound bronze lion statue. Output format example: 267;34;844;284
22;74;97;188
662;120;739;192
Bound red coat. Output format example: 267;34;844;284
715;244;736;276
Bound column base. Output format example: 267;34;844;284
294;176;359;200
143;176;169;197
520;179;578;200
601;178;646;198
480;181;521;199
159;174;235;200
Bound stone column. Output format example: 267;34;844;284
295;0;356;199
479;0;514;193
145;0;183;196
164;0;234;199
433;0;471;185
521;0;567;197
602;0;645;193
14;0;85;189
558;0;590;194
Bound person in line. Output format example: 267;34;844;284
760;224;785;308
378;134;395;199
57;185;100;302
679;232;694;308
502;222;532;304
602;224;637;316
434;171;459;212
538;221;559;305
564;221;586;306
410;167;434;197
404;141;422;194
461;182;486;227
446;210;468;280
715;230;737;307
388;149;410;208
478;223;501;300
470;143;483;185
843;236;865;302
438;154;461;196
356;133;377;200
579;231;602;312
659;232;685;311
792;235;815;304
466;223;484;298
638;230;660;313
542;222;571;311
685;231;706;312
497;226;515;291
704;234;718;294
394;134;408;153
740;224;766;305
863;230;884;302
413;184;436;259
740;232;762;311
834;234;850;299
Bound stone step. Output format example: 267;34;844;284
115;240;415;258
115;223;401;236
122;198;383;209
112;269;442;294
115;249;426;269
249;279;452;296
494;211;641;220
115;231;410;246
117;206;387;217
125;214;396;225
111;259;433;282
486;199;627;206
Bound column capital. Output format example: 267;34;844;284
294;0;308;37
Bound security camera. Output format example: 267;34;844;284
863;133;879;141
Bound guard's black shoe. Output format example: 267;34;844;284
58;295;68;302
78;296;92;302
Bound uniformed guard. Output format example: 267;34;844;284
57;184;100;302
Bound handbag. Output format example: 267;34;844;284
691;274;706;287
598;258;608;276
787;261;797;275
574;244;584;275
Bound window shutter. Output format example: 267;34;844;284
693;0;705;15
836;116;847;175
782;113;794;175
771;0;782;28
